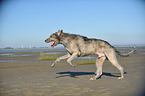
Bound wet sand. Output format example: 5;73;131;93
0;49;145;96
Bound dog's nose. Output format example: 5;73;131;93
45;39;47;42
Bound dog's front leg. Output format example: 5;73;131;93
51;53;71;67
67;52;78;67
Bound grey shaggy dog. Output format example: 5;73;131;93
45;30;135;80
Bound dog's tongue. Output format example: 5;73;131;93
50;42;54;46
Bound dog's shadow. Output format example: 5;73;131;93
56;71;127;78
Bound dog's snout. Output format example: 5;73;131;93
45;39;48;42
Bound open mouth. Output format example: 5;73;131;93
50;41;55;47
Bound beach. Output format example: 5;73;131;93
0;47;145;96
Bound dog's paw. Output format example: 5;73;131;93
51;64;55;67
90;75;101;80
118;77;124;79
89;78;95;80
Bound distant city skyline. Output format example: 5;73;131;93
0;0;145;48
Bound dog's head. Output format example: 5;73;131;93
45;30;63;47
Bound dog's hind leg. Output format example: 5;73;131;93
51;53;71;67
67;52;78;67
105;49;124;79
90;54;106;80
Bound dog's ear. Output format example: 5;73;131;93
57;29;63;36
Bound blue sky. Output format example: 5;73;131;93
0;0;145;48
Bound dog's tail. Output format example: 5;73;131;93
114;46;136;57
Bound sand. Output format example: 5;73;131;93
0;49;145;96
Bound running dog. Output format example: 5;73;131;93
45;30;135;80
